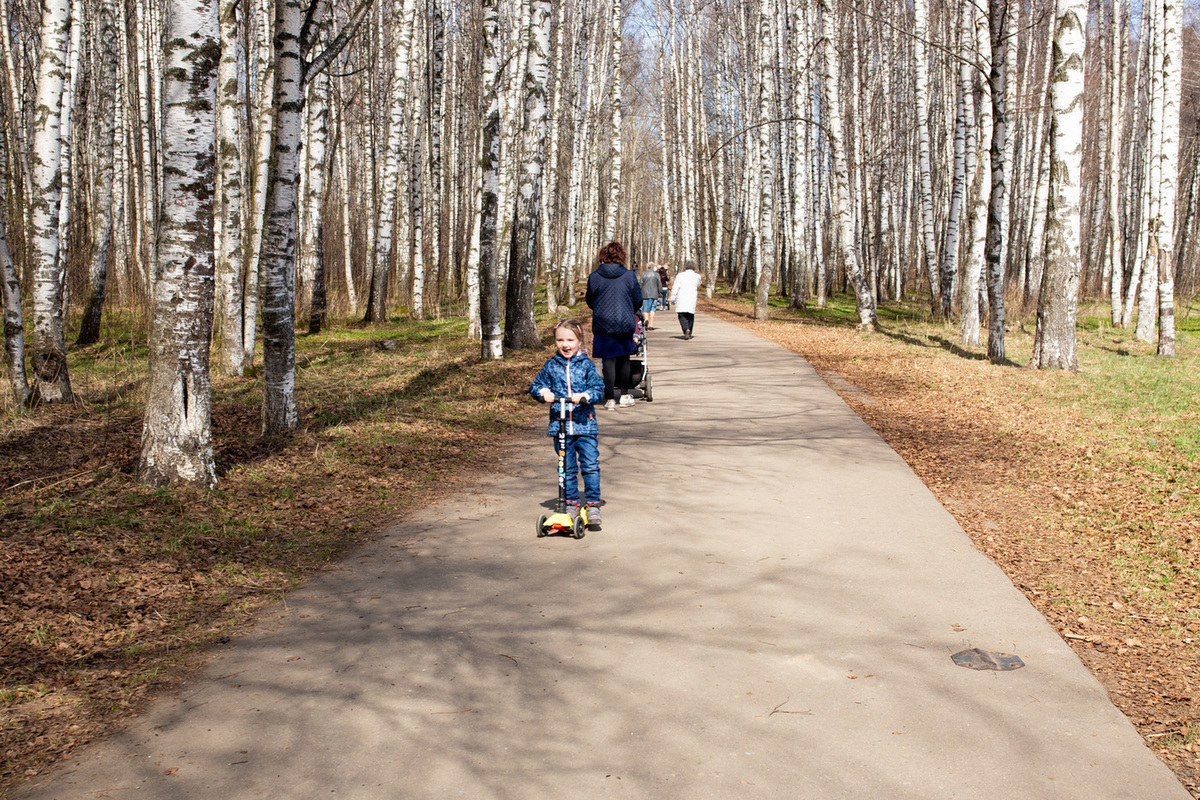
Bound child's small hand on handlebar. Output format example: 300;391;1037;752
539;388;555;403
568;392;588;404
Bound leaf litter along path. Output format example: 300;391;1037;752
703;296;1200;798
0;327;552;796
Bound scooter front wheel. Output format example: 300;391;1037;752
572;517;586;539
536;514;548;537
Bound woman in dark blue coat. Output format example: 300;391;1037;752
585;241;642;409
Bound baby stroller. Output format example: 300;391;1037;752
629;318;653;402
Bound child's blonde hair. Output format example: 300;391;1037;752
553;318;585;340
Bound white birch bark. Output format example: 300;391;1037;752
1107;0;1126;325
961;5;992;347
138;0;219;489
77;0;120;347
1031;0;1086;371
214;0;245;375
1135;1;1163;343
29;0;74;403
1155;0;1181;356
478;0;503;360
134;0;160;288
541;0;568;312
335;110;358;314
366;0;417;322
243;0;274;365
604;0;622;240
53;0;82;307
504;0;551;350
301;68;331;332
818;0;876;329
259;0;304;434
752;0;775;321
1;191;30;406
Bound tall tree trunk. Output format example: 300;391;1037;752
29;0;74;404
478;0;503;360
752;0;775;321
1;206;30;406
960;4;991;348
138;0;219;489
1155;0;1181;357
213;0;245;374
76;0;120;347
260;0;305;434
503;0;551;351
1107;0;1127;326
604;0;624;241
1031;0;1086;371
365;0;418;323
986;0;1009;363
818;0;877;330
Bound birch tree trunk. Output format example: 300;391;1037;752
259;0;306;434
336;113;359;314
1107;0;1126;325
29;0;74;404
960;5;991;348
1;204;29;406
605;0;623;242
243;0;275;367
1135;2;1163;344
76;0;120;347
478;0;503;360
752;0;775;322
503;0;551;350
138;0;219;489
365;0;418;323
985;0;1009;363
302;69;332;333
1155;0;1180;357
1031;0;1086;371
214;0;245;375
818;0;877;330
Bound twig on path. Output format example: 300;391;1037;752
769;699;813;716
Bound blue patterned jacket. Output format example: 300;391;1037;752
529;352;606;437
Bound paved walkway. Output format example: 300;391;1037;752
19;312;1192;799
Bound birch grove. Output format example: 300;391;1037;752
4;0;1200;436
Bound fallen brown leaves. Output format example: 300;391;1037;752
706;296;1200;797
0;319;549;794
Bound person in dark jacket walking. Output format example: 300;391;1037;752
585;241;642;409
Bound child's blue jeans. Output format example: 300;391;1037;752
556;433;600;505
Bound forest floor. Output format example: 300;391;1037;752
2;295;1199;797
704;293;1200;797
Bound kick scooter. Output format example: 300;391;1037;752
536;397;587;539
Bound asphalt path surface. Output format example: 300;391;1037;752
18;311;1192;799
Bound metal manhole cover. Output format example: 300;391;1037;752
951;648;1025;671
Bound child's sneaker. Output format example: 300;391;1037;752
585;502;602;529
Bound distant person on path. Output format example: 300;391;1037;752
529;319;606;523
586;241;642;409
670;261;702;340
639;266;662;330
657;265;670;309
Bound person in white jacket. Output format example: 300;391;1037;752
669;261;703;340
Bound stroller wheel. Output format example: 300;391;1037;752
644;375;654;402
